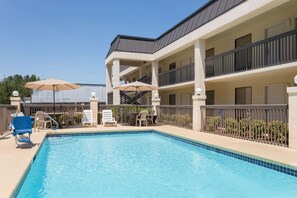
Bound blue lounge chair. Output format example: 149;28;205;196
11;116;32;146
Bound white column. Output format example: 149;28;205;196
194;39;206;95
287;87;297;150
139;66;143;79
90;96;98;126
192;95;206;131
192;40;206;132
113;59;120;105
151;61;159;97
106;65;112;104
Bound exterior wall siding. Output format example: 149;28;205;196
31;84;106;103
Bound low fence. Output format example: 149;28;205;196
0;105;17;134
23;103;153;125
201;105;288;147
23;103;91;125
98;104;153;124
22;103;195;128
23;103;91;115
157;105;192;128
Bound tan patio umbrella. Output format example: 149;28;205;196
114;81;157;92
25;78;80;114
114;81;157;111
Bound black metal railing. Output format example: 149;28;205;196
159;63;194;87
205;29;297;78
201;105;288;147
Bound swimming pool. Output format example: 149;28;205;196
17;131;297;197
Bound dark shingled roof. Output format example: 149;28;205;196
106;0;246;58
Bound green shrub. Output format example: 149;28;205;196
206;116;221;131
159;113;191;128
251;119;266;139
179;114;191;127
238;118;250;137
225;118;238;134
267;120;288;143
160;113;170;124
169;114;178;124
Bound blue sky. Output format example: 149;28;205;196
0;0;208;84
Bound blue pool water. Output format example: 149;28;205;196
18;132;297;197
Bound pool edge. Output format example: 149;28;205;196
11;129;297;197
10;134;47;198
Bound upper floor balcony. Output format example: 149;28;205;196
205;29;297;78
158;63;194;87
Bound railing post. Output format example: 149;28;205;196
287;87;297;150
192;95;206;131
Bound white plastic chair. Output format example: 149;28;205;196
136;110;149;127
101;110;117;127
82;110;96;127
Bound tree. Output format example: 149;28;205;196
0;74;40;104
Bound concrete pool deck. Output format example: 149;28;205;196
1;125;297;197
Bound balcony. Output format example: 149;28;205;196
158;63;194;87
205;29;297;78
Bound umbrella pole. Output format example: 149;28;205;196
53;85;56;115
135;90;138;113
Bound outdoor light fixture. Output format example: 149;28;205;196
154;93;159;99
195;88;202;96
12;91;19;97
294;75;297;85
91;92;96;98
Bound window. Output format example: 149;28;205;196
265;23;285;38
180;93;191;105
206;90;215;105
235;34;252;48
265;23;285;65
181;58;191;66
158;68;162;74
169;62;176;70
265;84;286;104
235;34;252;72
206;48;215;58
169;62;176;84
169;94;176;105
235;87;252;105
206;48;215;77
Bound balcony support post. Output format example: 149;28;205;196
151;61;159;98
139;66;143;79
194;39;206;96
106;64;112;105
113;59;121;105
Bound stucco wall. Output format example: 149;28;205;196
206;68;297;104
206;2;297;55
